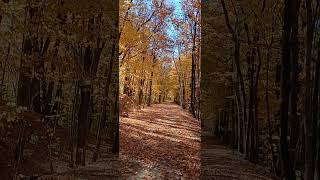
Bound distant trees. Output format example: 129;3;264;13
119;0;177;111
118;0;201;117
171;0;200;116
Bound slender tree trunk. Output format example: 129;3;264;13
93;39;115;162
148;54;156;106
279;0;298;179
252;43;262;163
313;60;320;179
190;16;198;118
17;37;32;108
220;0;248;154
148;72;153;106
235;75;243;152
247;49;254;159
315;44;320;180
69;80;79;167
0;44;10;101
289;0;300;153
76;82;91;166
265;40;277;175
304;1;315;179
138;55;146;106
112;87;119;154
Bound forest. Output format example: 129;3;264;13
0;0;119;179
202;0;320;179
119;0;200;116
118;0;202;178
1;0;320;179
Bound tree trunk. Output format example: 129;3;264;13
93;39;115;162
0;44;10;101
75;82;91;166
265;39;277;175
304;0;315;179
289;0;300;154
313;60;320;179
315;44;320;180
138;56;146;106
148;54;156;106
220;0;248;154
112;86;119;154
190;16;197;118
279;0;298;179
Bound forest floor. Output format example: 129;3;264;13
0;103;276;180
201;134;275;179
120;103;276;180
0;106;119;180
119;103;201;179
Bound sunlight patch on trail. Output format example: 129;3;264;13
120;104;201;179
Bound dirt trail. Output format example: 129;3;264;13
201;134;275;180
120;103;275;180
120;103;201;179
31;103;275;180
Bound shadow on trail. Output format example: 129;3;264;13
120;104;201;179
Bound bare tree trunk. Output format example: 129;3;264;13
148;54;156;106
304;1;315;179
279;0;298;179
138;55;146;106
289;0;300;156
69;80;79;167
252;43;262;163
246;48;254;159
315;45;320;180
190;12;198;118
235;75;243;152
76;82;91;166
112;85;119;154
313;59;320;180
0;44;10;101
148;71;153;106
93;39;115;162
265;38;276;175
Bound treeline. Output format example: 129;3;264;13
119;0;174;113
0;0;118;178
119;0;201;118
172;0;200;119
202;0;320;179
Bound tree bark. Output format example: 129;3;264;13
147;54;156;106
93;39;115;162
190;12;198;118
279;0;298;179
304;0;315;179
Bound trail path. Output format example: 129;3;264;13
37;103;274;179
201;134;275;180
120;103;275;180
120;103;201;179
